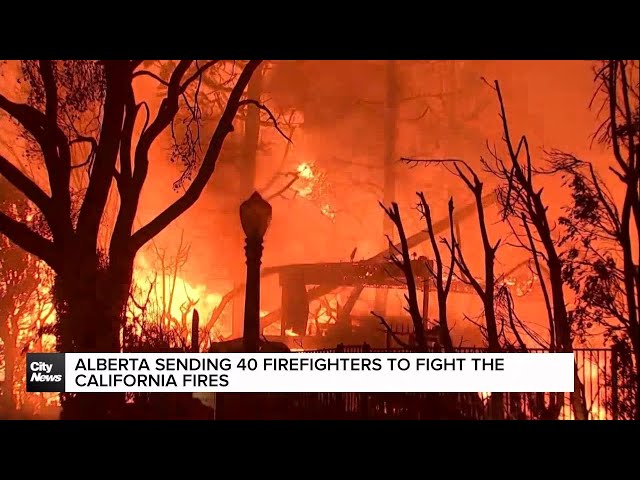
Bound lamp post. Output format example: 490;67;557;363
239;191;272;353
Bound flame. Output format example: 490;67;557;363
320;203;336;221
294;162;315;198
292;162;337;221
129;251;232;341
285;328;299;337
297;162;314;180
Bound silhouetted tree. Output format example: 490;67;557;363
374;202;428;349
373;192;458;352
553;60;639;419
481;80;589;420
416;193;456;352
0;60;271;418
404;158;504;418
413;161;502;348
373;198;491;419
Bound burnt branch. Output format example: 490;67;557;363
371;311;411;349
417;192;455;351
377;201;426;348
482;78;589;420
237;99;293;143
180;61;220;94
132;70;170;87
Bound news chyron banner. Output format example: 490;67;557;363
27;352;575;393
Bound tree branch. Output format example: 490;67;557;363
75;61;130;248
132;70;170;87
130;60;263;251
38;60;58;127
238;99;293;143
378;201;426;347
0;211;59;270
0;87;71;241
371;311;411;349
0;154;51;215
180;60;220;94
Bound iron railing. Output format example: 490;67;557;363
213;345;622;420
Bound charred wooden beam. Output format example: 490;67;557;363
278;259;430;287
280;270;310;336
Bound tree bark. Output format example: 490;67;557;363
546;255;588;420
56;252;133;419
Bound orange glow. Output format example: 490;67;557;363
129;250;232;342
1;60;636;420
296;162;314;180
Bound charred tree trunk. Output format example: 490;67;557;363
473;187;503;420
56;250;134;419
489;81;588;420
537;226;587;420
620;183;640;419
0;60;264;420
375;60;399;316
281;272;309;336
418;193;455;352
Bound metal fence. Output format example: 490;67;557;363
213;344;620;420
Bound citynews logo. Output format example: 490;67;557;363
26;353;65;393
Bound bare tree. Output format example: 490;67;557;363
404;159;501;352
481;80;589;420
0;60;283;418
373;202;427;349
550;60;639;419
404;158;504;418
416;193;455;351
371;191;458;352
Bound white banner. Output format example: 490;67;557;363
56;352;575;393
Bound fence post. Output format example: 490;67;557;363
191;309;200;353
611;344;620;420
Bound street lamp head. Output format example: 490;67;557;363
240;191;272;239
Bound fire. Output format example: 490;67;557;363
294;162;315;198
291;162;337;222
297;162;314;180
129;250;232;343
480;392;492;402
320;204;337;221
285;329;299;337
